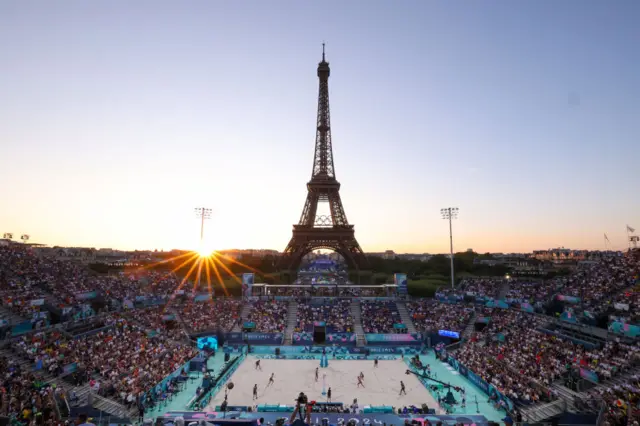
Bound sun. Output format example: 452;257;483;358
197;247;215;258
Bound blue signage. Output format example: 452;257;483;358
160;411;490;426
244;333;283;345
438;330;460;339
197;336;218;351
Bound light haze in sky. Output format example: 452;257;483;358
1;1;638;253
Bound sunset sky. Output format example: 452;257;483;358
1;1;638;254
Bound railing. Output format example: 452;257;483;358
523;398;566;422
92;393;130;418
594;398;607;426
445;341;461;351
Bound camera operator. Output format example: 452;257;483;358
289;392;313;426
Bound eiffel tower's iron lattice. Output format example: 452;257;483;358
280;46;368;273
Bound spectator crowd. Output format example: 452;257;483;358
406;300;473;333
296;299;353;332
246;300;288;332
360;301;403;333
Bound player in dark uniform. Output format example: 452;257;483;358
255;359;262;371
253;384;258;400
357;375;364;388
267;373;275;387
315;367;319;382
399;381;406;395
374;359;378;368
327;387;332;403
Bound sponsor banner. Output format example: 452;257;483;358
608;321;640;338
365;333;423;346
520;302;535;313
313;321;326;327
458;363;468;377
135;295;147;301
292;332;314;345
394;273;408;294
194;293;212;302
244;332;283;345
243;322;256;329
436;294;463;303
30;299;45;306
175;290;185;295
161;411;490;426
579;368;599;383
242;273;255;298
11;321;33;336
225;332;244;343
614;303;629;311
394;323;407;329
76;291;98;300
561;310;578;323
326;332;356;345
63;362;78;375
485;299;509;309
367;347;423;355
162;314;176;321
557;295;581;303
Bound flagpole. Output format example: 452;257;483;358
627;226;631;250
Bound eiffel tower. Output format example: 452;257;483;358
280;45;368;277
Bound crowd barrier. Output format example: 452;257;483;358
141;354;197;406
189;352;245;410
224;332;284;345
446;356;515;412
159;410;490;426
365;333;423;346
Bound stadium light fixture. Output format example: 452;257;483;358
194;207;212;243
441;207;459;289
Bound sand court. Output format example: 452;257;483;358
207;356;441;412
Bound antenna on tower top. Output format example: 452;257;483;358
322;42;325;61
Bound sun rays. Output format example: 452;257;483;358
137;247;267;311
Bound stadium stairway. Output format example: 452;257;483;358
283;300;298;345
497;279;510;299
461;310;476;340
175;312;193;336
550;383;581;404
395;301;417;333
520;399;568;423
350;301;366;347
92;393;137;420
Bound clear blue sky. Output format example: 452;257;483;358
1;0;638;253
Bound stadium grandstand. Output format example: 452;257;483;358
1;242;638;426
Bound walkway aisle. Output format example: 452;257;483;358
144;351;227;418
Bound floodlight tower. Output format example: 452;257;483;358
441;207;459;289
194;207;212;243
